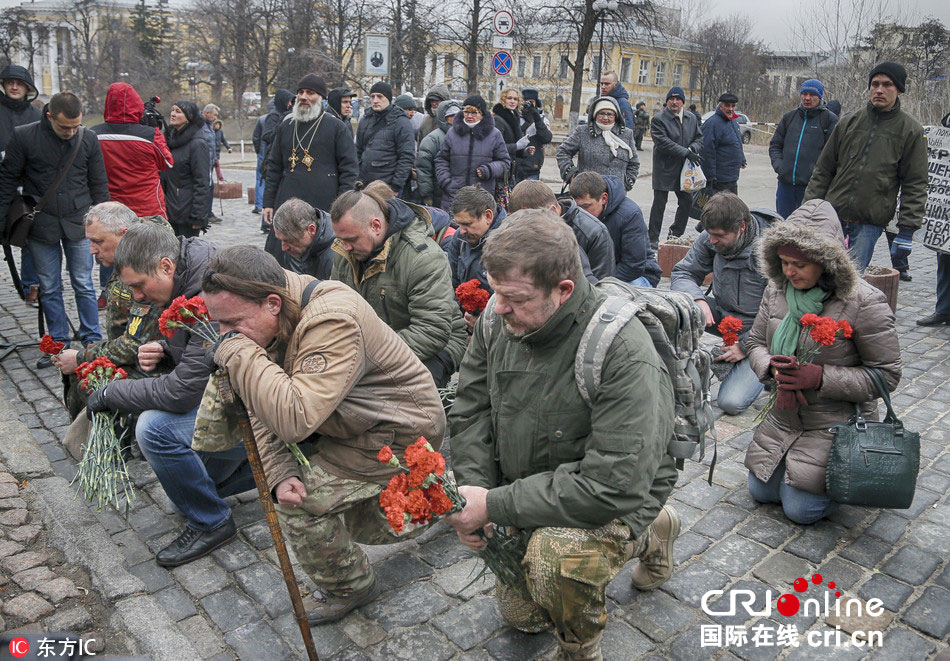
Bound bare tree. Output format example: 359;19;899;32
438;0;498;95
386;0;433;93
314;0;379;89
0;8;48;78
687;17;770;115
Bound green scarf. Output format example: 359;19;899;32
770;285;827;356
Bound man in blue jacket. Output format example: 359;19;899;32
571;171;661;287
599;72;634;131
769;79;838;218
701;93;746;194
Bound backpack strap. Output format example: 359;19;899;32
818;109;832;137
574;295;642;407
300;279;321;307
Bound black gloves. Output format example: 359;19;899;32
86;386;110;420
686;149;701;165
201;330;241;371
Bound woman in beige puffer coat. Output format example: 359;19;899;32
744;199;901;524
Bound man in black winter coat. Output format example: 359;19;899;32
571;172;661;287
0;92;109;358
0;64;42;303
263;75;358;264
355;82;415;193
508;178;614;282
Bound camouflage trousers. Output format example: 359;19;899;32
276;462;428;596
495;521;648;659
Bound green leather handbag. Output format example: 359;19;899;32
825;366;919;508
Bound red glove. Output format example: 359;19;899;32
775;363;824;391
775;388;802;410
769;355;798;373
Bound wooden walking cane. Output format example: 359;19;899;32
216;372;319;661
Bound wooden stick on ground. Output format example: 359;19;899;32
216;372;319;661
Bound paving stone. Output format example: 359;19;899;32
171;555;230;599
375;552;435;592
35;577;81;603
892;489;940;519
783;635;866;661
0;508;28;526
41;443;66;462
816;557;865;591
431;594;505;650
905;521;950;556
2;592;54;621
328;647;371;661
703;535;769;577
199;587;261;633
44;605;93;632
127;505;178;540
936;564;950;590
418;532;470;569
178;614;226;658
783;520;844;563
142;482;178;516
369;624;456;661
838;536;890;569
231;500;265;529
900;586;950;639
924;502;950;528
880;545;941;585
0;497;27;510
856;573;914;612
361;581;450;630
211;540;259;571
126;460;158;487
661;561;730;607
667;621;725;661
431;556;494;600
94;507;129;535
917;469;950;494
482;627;556;661
673;531;713;566
153;585;198;621
224;620;293;660
932;453;950;475
11;566;58;591
234;561;290;618
49;460;77;482
752;552;812;588
724;488;760;511
705;579;773;628
111;529;155;566
867;626;938;660
600;618;655;658
127;561;174;592
1;551;48;574
6;524;40;545
240;520;274;550
864;511;910;544
690;505;751;538
826;505;869;529
339;613;388;648
274;614;350;660
0;481;19;499
0;539;24;558
670;502;705;531
672;480;727;511
736;515;798;549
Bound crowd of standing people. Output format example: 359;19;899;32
0;57;945;661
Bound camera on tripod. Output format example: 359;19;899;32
141;96;166;130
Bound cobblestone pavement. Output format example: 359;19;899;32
0;144;948;660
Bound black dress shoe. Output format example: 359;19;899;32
917;312;950;327
36;355;53;369
156;517;237;567
899;270;912;282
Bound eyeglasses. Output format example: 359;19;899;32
463;110;482;116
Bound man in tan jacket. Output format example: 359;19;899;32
202;245;445;625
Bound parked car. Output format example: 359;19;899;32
701;110;753;144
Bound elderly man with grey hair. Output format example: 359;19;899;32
272;197;335;279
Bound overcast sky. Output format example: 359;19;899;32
700;0;950;51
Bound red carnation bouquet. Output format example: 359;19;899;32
159;295;310;468
717;316;744;347
378;438;525;588
39;334;66;356
455;279;490;315
755;313;853;422
72;357;135;514
158;295;218;343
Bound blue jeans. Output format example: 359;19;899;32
748;460;836;524
255;147;267;209
884;232;909;273
20;248;38;291
631;276;653;287
936;251;950;315
136;407;255;531
716;358;764;415
775;181;806;219
28;237;101;345
840;220;883;273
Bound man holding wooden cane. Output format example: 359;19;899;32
201;245;445;624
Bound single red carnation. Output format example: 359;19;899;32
406;490;432;524
39;334;66;355
800;313;821;327
810;318;839;346
377;446;394;464
455;279;490;314
836;320;853;338
403;437;430;467
386;472;410;495
424;483;455;515
379;487;407;511
717;316;744;335
385;506;406;532
722;331;739;347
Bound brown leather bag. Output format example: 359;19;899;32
3;126;85;248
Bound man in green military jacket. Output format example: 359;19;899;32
329;181;467;388
446;209;680;661
51;202;172;449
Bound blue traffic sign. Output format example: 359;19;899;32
492;51;512;76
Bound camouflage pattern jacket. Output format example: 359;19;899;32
449;275;678;538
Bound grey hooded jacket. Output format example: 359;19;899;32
417;83;451;145
556;96;639;190
416;100;459;206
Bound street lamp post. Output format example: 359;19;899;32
593;0;618;85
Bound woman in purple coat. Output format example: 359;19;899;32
435;95;510;212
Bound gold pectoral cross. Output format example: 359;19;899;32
289;148;299;171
